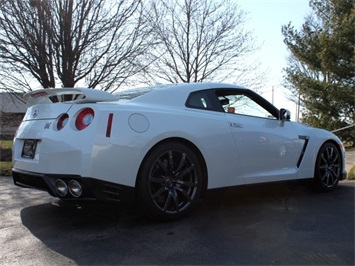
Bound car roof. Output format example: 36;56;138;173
128;82;249;107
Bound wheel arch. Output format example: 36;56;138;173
135;137;208;198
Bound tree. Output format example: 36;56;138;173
282;0;354;143
0;0;153;92
140;0;260;86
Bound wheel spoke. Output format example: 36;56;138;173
319;165;327;170
329;169;338;180
168;150;174;171
175;187;193;202
156;158;168;174
175;164;195;179
150;176;165;184
330;153;339;164
175;153;187;172
162;190;180;213
326;147;333;159
321;172;328;182
174;179;197;188
321;154;328;164
328;175;335;186
324;175;331;186
170;189;179;213
163;193;172;211
152;187;166;199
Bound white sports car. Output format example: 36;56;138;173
12;82;347;220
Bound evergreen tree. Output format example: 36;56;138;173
282;0;354;144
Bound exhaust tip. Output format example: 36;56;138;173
55;179;68;196
68;180;82;198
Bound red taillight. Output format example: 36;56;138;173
57;113;69;131
75;108;94;130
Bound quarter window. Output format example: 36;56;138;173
186;91;212;110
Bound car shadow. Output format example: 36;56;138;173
20;180;354;265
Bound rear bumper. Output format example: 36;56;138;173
12;169;135;203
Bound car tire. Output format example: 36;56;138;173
137;141;203;221
314;142;342;192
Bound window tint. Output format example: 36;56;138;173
216;92;276;119
186;91;212;110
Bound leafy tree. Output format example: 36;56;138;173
282;0;354;143
0;0;153;92
140;0;261;87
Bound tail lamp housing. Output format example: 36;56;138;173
75;108;95;130
57;113;69;131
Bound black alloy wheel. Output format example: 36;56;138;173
314;142;342;191
137;142;203;221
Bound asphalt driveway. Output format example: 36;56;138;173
0;175;354;265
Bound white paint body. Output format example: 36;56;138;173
12;83;346;190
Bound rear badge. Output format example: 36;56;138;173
33;109;39;118
44;122;52;129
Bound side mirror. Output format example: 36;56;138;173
280;108;291;121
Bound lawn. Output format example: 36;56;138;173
0;140;13;176
0;161;12;176
0;140;13;149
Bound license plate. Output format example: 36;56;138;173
21;140;38;159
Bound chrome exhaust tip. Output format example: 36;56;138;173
55;179;68;196
68;180;82;198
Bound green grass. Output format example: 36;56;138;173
0;140;13;175
0;140;13;149
348;166;355;180
0;161;12;176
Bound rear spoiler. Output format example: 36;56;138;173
24;88;118;107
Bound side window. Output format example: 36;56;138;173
217;92;276;119
186;91;211;110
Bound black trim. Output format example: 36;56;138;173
12;169;135;203
297;135;310;168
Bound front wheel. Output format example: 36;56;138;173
137;142;203;221
314;142;342;192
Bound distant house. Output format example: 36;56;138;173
0;93;26;138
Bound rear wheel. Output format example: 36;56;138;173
314;142;341;192
137;142;203;221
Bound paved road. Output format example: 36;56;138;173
0;175;354;265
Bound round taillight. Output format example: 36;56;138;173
57;113;69;131
75;108;94;130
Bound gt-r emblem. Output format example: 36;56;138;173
33;109;39;118
44;122;51;129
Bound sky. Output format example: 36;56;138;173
237;0;311;119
